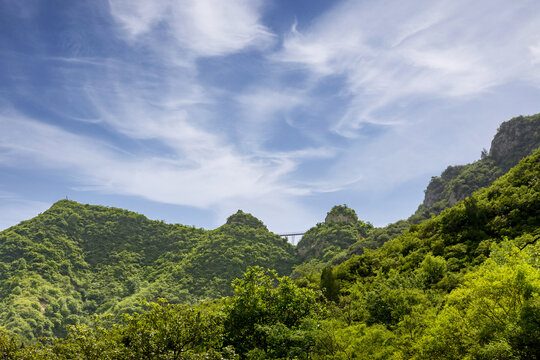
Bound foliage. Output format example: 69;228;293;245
0;202;296;341
223;267;322;359
320;267;339;302
415;248;540;359
0;116;539;358
0;301;237;359
411;113;540;223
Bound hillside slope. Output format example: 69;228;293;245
413;113;540;221
293;113;540;274
316;148;540;359
1;140;538;360
0;203;296;341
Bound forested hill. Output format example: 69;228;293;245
0;136;538;359
292;113;540;276
1;113;539;355
0;203;296;341
413;113;540;221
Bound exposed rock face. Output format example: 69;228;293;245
324;205;358;224
447;190;460;206
417;113;540;219
422;177;445;208
422;165;468;208
489;114;540;169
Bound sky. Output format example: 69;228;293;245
1;0;540;234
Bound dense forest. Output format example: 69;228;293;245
0;205;296;342
0;113;539;359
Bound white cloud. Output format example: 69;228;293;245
530;42;540;64
235;88;306;150
108;0;274;57
3;0;540;232
275;0;540;137
0;110;326;231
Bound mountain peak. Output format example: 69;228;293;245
489;113;540;169
325;205;358;224
415;112;540;220
226;210;267;229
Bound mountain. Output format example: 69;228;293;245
292;205;373;278
0;203;296;341
296;205;373;262
319;147;540;359
293;113;540;272
1;138;538;360
413;113;540;221
0;112;539;354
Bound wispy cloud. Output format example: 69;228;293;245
530;42;540;65
276;0;540;137
234;87;307;150
108;0;274;58
0;0;336;231
0;109;325;230
2;0;540;231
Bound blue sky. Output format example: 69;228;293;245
1;0;540;233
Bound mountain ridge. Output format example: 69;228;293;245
0;200;296;340
1;112;539;345
1;134;538;359
415;113;540;219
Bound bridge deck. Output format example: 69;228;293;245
279;232;305;237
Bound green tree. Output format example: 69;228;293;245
416;246;540;359
223;267;322;359
0;329;19;359
320;267;339;302
119;300;230;359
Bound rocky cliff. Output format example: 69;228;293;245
490;114;540;169
413;113;540;221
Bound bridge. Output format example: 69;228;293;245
278;232;305;245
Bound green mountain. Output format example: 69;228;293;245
296;205;373;261
292;113;540;280
0;203;296;341
413;113;540;221
293;205;373;278
1;136;538;360
319;146;540;359
343;113;540;261
0;113;539;358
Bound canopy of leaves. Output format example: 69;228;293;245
0;202;297;341
1;115;539;358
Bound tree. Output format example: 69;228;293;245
0;329;19;359
416;246;540;359
120;300;229;359
223;267;322;359
320;267;339;302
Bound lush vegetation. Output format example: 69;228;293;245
2;141;539;359
0;205;296;341
412;113;540;222
0;114;539;358
0;267;323;359
293;206;373;278
316;148;540;359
